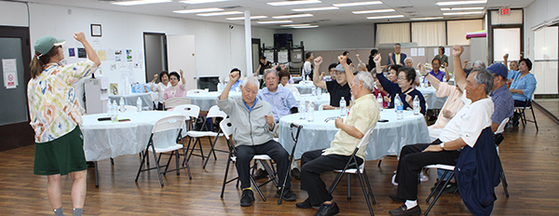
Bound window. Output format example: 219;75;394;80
412;21;446;46
376;23;410;46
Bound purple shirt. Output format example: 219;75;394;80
429;70;446;82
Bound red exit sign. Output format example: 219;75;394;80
500;8;510;15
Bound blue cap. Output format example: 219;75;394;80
487;63;508;79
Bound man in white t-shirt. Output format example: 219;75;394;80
388;69;495;216
302;52;314;81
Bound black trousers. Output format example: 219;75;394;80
236;140;291;189
395;141;460;201
300;149;363;206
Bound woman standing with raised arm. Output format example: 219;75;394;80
28;32;101;216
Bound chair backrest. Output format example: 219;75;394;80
495;118;509;134
173;104;200;120
318;103;329;111
356;127;376;150
123;105;137;112
164;97;191;109
207;105;227;118
152;115;187;133
187;89;206;95
219;118;233;140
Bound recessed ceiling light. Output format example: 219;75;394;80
226;16;268;20
179;0;229;4
440;7;484;11
197;11;243;16
272;14;314;19
257;20;294;24
366;15;405;19
112;0;171;6
436;0;487;6
443;11;484;15
267;0;321;6
410;17;444;21
173;7;223;14
280;24;311;27
352;9;395;14
292;6;339;12
333;1;382;7
293;25;319;28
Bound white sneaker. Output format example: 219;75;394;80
420;171;429;182
391;173;398;186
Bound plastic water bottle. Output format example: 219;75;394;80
299;97;306;120
111;101;118;120
311;86;316;96
340;97;347;117
413;95;420;115
377;93;383;111
307;101;314;122
136;97;143;112
119;97;125;112
316;87;322;100
395;94;403;120
106;101;111;115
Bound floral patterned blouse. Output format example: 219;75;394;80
27;60;98;143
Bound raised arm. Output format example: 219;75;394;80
503;53;509;71
220;71;239;100
312;56;327;89
452;45;467;90
74;32;101;67
339;55;354;87
180;69;186;85
418;63;442;90
151;74;158;83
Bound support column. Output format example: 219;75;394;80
244;10;253;77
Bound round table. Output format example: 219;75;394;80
109;93;154;110
186;91;242;111
295;93;330;110
278;109;430;161
81;111;183;162
293;81;317;94
417;87;447;110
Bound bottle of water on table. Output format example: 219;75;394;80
340;97;347;117
395;94;403;120
119;97;125;112
377;93;383;111
136;97;143;112
299;97;306;120
307;101;314;122
413;95;420;115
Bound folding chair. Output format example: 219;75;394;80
219;119;281;202
135;115;192;187
423;164;456;215
514;94;538;131
328;127;377;216
183;105;227;169
494;118;510;197
164;97;191;110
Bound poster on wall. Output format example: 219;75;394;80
410;48;418;57
115;50;122;62
2;59;18;89
78;48;87;58
126;49;133;62
68;47;76;58
110;83;118;95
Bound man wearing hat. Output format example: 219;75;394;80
312;55;354;110
486;63;514;132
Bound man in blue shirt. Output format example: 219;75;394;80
486;63;515;132
228;68;243;92
257;68;298;122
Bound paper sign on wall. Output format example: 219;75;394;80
3;59;18;89
417;48;425;56
410;48;418;57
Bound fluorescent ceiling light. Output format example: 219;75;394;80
292;6;338;12
197;11;243;16
173;7;223;14
293;25;319;29
436;0;487;6
112;0;171;6
366;15;404;19
272;14;314;19
352;9;395;14
410;17;444;21
226;16;268;20
443;11;483;15
180;0;229;4
440;7;484;11
280;24;311;27
267;0;321;6
257;20;294;24
333;1;382;7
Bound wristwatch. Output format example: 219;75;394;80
439;143;445;150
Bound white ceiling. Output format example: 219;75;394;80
20;0;536;29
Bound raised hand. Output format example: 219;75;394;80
388;52;393;58
265;115;274;127
314;56;323;65
154;74;158;79
73;32;86;43
452;45;464;57
503;53;509;60
374;53;382;63
229;70;240;83
338;55;347;65
417;62;427;76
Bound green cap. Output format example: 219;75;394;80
34;35;65;55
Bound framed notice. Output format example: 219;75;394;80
91;24;102;37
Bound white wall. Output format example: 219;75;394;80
524;0;559;58
276;24;375;51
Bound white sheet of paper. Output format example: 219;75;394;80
2;59;18;89
418;48;425;56
410;48;418;56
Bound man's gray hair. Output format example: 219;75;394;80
354;71;374;92
404;57;413;63
242;76;259;89
472;69;494;95
263;68;278;79
473;60;486;69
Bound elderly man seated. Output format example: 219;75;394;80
218;72;296;207
388;69;495;216
313;55;354;110
296;72;379;216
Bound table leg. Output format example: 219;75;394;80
94;161;99;188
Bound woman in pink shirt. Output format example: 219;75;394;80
163;69;187;101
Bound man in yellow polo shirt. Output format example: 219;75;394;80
296;72;380;216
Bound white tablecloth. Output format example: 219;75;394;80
109;93;154;110
295;93;330;110
81;111;183;161
185;91;242;111
293;81;317;94
417;87;447;110
278;109;430;161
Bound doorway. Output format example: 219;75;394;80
0;26;33;151
492;27;523;63
252;38;261;76
143;32;167;83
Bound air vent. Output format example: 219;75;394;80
222;5;241;9
397;6;414;9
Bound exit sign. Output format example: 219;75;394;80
500;8;510;15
